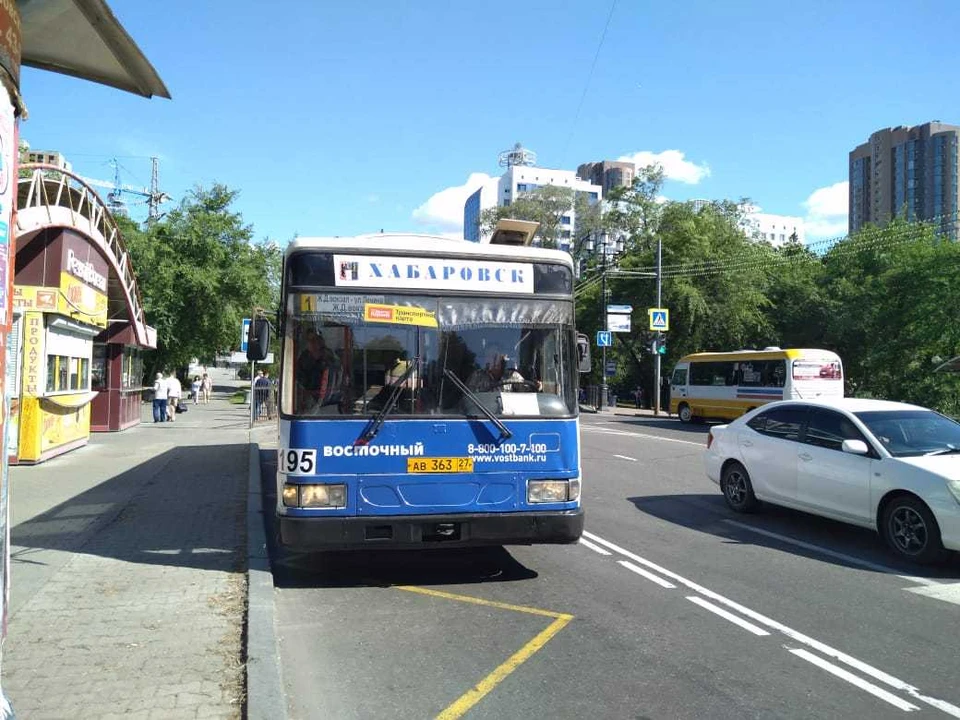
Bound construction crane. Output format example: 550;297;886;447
79;157;170;222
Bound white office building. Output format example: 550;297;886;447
463;145;603;251
691;199;806;247
740;210;806;246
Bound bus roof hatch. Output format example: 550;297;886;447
488;219;540;246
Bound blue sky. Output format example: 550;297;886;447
17;0;960;242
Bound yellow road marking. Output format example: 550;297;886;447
395;586;573;720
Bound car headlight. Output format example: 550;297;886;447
282;483;347;508
528;479;578;503
947;478;960;505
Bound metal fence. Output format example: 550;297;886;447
251;381;278;424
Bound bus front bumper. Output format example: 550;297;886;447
279;509;584;550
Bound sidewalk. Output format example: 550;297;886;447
3;368;253;719
582;404;674;419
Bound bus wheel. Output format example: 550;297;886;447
678;403;693;423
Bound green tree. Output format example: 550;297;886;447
602;164;665;253
820;220;960;412
121;185;281;380
480;184;603;249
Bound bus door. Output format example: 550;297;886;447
670;365;688;411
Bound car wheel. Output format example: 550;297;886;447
721;462;759;513
881;495;945;565
678;403;693;423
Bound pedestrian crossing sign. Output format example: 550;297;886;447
648;308;669;331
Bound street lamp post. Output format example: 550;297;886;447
585;231;624;411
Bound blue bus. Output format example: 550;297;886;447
247;232;585;550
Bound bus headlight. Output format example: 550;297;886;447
282;483;347;508
528;479;578;503
300;484;347;508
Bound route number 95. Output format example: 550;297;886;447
283;448;317;475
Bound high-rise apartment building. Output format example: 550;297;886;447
576;160;635;194
849;121;960;234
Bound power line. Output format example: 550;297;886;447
561;0;618;165
573;216;958;285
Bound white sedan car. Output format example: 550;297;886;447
705;398;960;564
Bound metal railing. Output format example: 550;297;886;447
16;164;155;347
251;381;277;425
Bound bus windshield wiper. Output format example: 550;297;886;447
442;368;512;440
356;357;419;445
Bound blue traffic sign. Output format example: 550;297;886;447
648;308;670;331
241;318;252;352
596;330;613;347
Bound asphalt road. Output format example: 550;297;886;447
263;413;960;720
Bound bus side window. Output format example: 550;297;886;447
768;360;786;387
671;368;687;386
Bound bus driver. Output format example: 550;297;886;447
296;329;339;412
467;345;539;393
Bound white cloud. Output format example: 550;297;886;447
617;150;711;184
803;181;848;239
412;172;499;233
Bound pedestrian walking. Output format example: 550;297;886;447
253;370;268;418
264;371;276;418
152;372;168;423
191;376;201;404
201;373;212;404
634;386;644;409
167;371;182;421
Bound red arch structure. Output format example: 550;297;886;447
16;163;156;348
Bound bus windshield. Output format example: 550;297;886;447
284;292;577;418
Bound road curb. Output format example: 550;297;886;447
246;442;287;719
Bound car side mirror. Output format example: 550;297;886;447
246;318;271;362
576;333;591;374
841;439;869;455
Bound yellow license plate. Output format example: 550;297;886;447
407;457;474;473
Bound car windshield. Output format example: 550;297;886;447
282;292;577;418
854;409;960;457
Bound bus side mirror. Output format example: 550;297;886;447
576;334;591;374
246;318;271;362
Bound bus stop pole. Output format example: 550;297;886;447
654;237;662;417
249;360;256;427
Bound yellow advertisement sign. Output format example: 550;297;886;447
13;285;58;312
40;396;91;453
363;303;438;328
16;395;91;463
14;281;107;328
22;311;43;397
59;272;107;328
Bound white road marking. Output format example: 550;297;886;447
617;560;676;588
578;537;612;556
722;519;941;587
906;582;960;607
582;530;960;717
686;596;770;636
580;426;705;447
788;648;920;713
613;454;637;462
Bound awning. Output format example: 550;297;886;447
19;0;170;98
